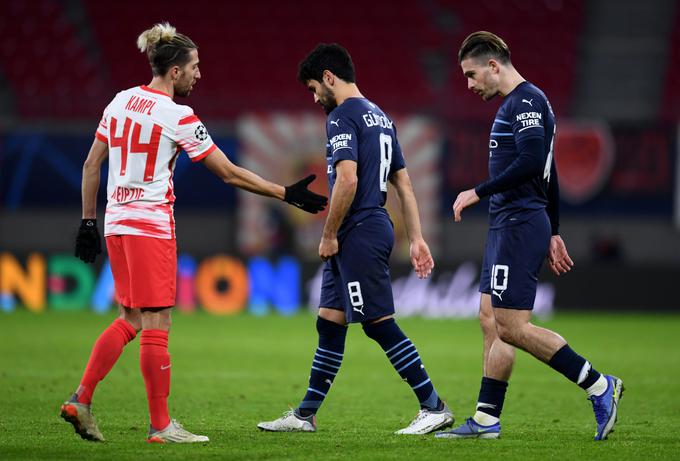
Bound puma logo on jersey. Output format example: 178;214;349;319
353;305;365;316
522;98;533;106
492;290;505;300
330;119;340;127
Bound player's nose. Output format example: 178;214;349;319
313;94;319;104
467;79;475;91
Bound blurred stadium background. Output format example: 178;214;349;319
1;0;679;316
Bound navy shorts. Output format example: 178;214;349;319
319;210;395;323
479;211;551;309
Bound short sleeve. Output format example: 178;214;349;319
174;111;217;162
389;123;406;175
94;106;109;143
510;97;546;143
328;114;359;166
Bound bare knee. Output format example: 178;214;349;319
495;323;516;345
479;307;496;336
141;307;172;331
492;308;532;347
478;294;497;338
318;307;347;326
119;306;142;332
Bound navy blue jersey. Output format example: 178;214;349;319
325;98;406;231
477;82;557;229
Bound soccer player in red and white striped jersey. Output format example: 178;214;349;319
96;82;217;239
61;22;327;444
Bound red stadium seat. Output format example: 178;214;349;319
0;0;105;118
0;0;583;120
661;8;680;121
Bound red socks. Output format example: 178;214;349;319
77;318;137;405
75;321;171;431
140;329;171;430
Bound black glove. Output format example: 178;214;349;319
75;219;102;263
283;174;328;214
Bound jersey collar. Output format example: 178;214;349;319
140;85;171;98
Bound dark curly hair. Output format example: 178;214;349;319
297;43;356;84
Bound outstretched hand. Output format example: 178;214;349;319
410;238;434;279
284;174;328;214
452;188;480;222
548;235;574;276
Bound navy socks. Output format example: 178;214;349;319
363;318;441;410
297;317;348;416
548;344;601;389
476;377;508;418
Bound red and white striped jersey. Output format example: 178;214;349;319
95;85;216;239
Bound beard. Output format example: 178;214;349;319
480;75;500;101
318;86;338;115
481;90;498;101
175;84;191;98
174;75;193;98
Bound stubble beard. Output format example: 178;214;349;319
319;86;338;115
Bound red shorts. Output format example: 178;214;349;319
106;235;177;308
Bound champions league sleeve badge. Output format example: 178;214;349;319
194;124;208;141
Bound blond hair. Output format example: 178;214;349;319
137;22;197;76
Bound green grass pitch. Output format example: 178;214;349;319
0;310;679;460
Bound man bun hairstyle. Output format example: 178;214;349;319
458;31;511;64
137;22;197;76
298;43;356;84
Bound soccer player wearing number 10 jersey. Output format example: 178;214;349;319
258;44;453;435
436;32;623;441
61;22;327;444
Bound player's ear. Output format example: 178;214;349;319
322;70;335;87
488;59;500;74
170;65;180;81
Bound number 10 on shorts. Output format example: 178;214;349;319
491;264;509;292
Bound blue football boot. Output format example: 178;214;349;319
589;375;624;441
435;417;500;439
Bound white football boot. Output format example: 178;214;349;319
395;402;454;435
147;419;209;443
257;410;317;432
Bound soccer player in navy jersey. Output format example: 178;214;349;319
257;43;454;435
435;31;623;441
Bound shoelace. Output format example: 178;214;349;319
168;419;202;440
408;409;430;426
170;419;187;432
465;417;478;430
